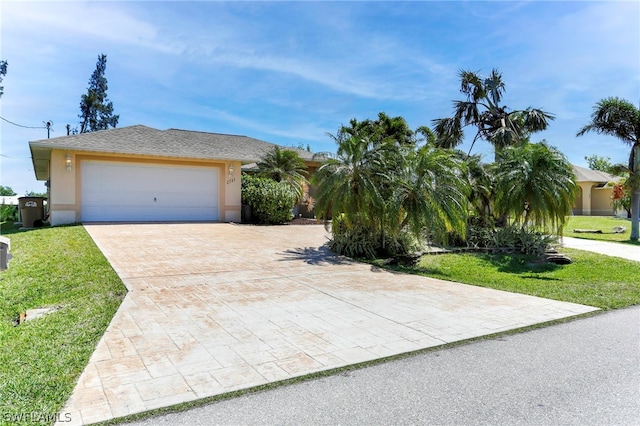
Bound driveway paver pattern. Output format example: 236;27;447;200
59;224;598;425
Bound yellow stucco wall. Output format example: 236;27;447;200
48;149;241;225
571;182;614;216
49;150;78;225
572;186;583;215
224;160;241;222
591;186;614;216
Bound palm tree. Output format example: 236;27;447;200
433;69;554;158
577;97;640;241
255;146;308;201
390;146;469;245
312;133;395;232
494;142;577;234
313;118;470;257
460;153;496;225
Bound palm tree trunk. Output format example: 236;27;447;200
632;146;640;241
631;190;640;241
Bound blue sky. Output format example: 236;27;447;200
1;1;639;194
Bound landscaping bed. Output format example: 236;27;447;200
289;217;324;225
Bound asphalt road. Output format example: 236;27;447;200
124;306;640;426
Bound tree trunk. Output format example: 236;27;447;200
632;146;640;241
631;190;640;241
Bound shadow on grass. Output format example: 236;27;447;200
0;222;85;236
475;252;561;274
0;222;60;237
278;245;356;266
377;261;453;280
610;239;639;246
521;275;561;281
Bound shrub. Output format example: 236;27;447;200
328;214;378;259
241;174;296;224
328;214;422;259
466;224;557;256
0;205;18;222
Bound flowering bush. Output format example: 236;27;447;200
610;182;631;217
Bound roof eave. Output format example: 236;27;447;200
29;143;51;181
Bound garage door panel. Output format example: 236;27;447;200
81;161;219;222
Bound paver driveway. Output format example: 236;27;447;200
59;224;598;425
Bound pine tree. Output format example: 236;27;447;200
0;60;8;99
78;54;119;133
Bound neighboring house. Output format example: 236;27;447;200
29;125;320;226
572;164;616;216
0;196;22;206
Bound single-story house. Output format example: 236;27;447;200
571;164;617;216
29;125;321;226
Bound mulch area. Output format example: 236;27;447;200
288;218;325;225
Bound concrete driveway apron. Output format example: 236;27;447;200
59;224;598;425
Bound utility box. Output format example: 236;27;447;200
18;197;45;228
241;204;253;223
0;236;10;270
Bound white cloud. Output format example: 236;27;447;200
2;1;181;54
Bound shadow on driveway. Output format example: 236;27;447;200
279;246;355;266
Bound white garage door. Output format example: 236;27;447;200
81;160;219;222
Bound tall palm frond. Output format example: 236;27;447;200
432;117;463;149
432;69;554;157
577;97;640;240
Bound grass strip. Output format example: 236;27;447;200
374;248;640;310
0;223;126;426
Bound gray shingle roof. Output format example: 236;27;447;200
572;164;615;183
29;125;317;163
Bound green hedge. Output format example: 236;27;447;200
241;174;296;224
0;205;18;222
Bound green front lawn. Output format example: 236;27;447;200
0;223;126;425
564;216;639;244
376;247;640;310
